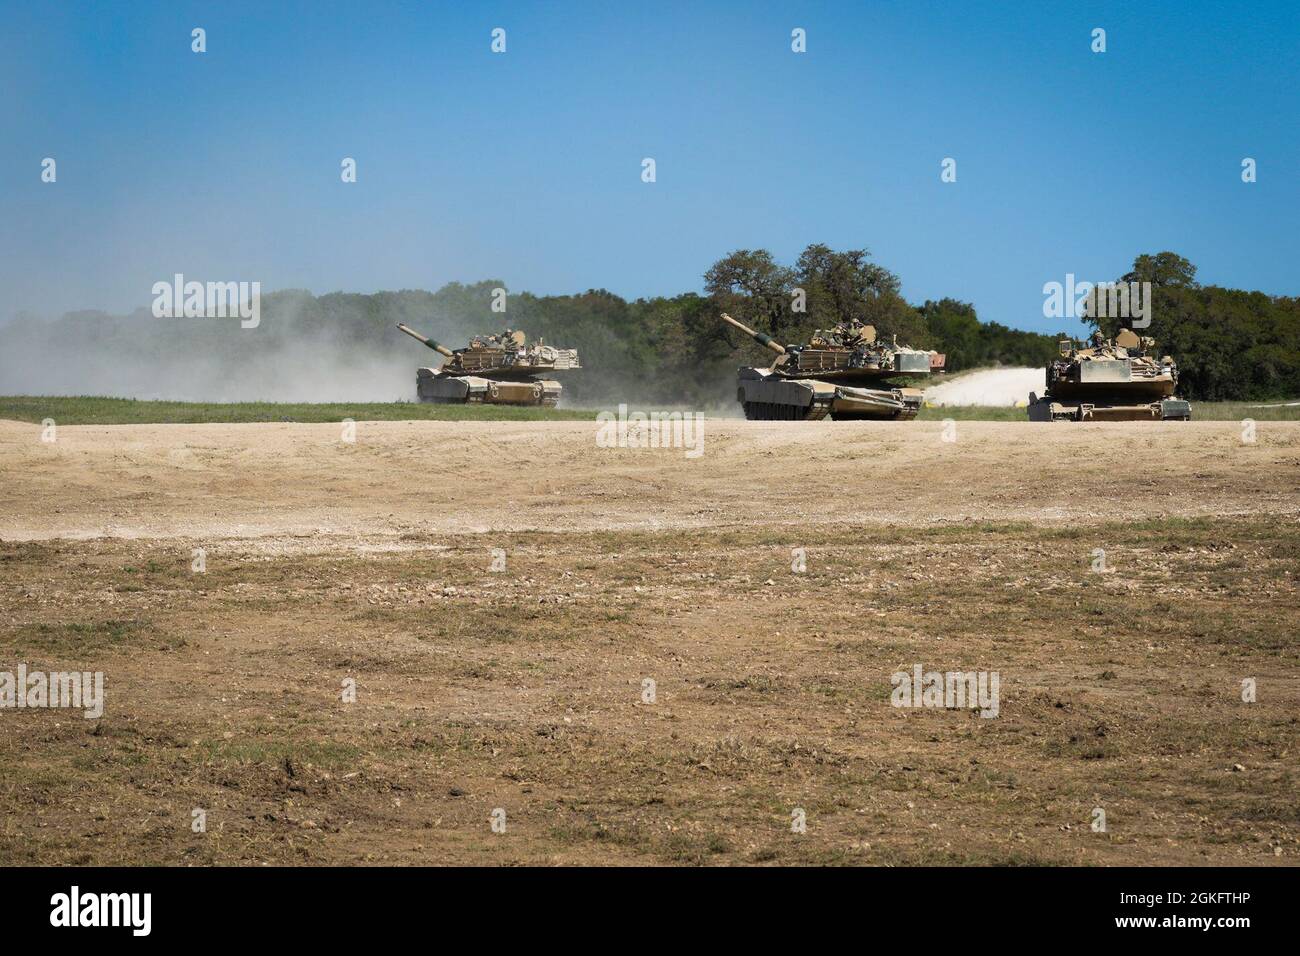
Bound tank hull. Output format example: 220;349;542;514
737;368;922;421
1027;395;1191;422
416;368;562;407
1047;377;1177;403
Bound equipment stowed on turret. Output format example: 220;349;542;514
396;323;580;407
720;313;944;421
1027;328;1190;422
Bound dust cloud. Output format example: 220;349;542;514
923;367;1046;407
0;289;514;403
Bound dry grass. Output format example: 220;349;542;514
1;517;1295;866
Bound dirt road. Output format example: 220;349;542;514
1;418;1297;865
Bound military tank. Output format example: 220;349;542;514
396;323;580;407
720;313;943;420
1027;328;1190;422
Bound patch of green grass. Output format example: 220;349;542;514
658;830;734;864
196;738;361;769
5;395;1295;424
0;541;61;563
418;602;590;644
1186;401;1300;421
0;395;594;425
915;405;1026;421
16;618;152;653
547;817;647;851
869;844;1066;866
704;675;782;694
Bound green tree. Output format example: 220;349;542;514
703;249;796;338
1123;252;1198;289
1087;252;1300;401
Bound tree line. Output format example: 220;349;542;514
1;247;1293;404
461;244;1063;405
1085;252;1300;401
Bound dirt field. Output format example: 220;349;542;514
1;417;1297;865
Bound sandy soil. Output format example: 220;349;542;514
1;417;1297;866
2;418;1297;543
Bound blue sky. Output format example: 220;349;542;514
2;0;1296;333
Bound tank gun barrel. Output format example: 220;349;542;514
720;313;786;355
396;323;455;358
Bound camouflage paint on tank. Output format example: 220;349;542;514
719;313;942;421
396;323;580;407
1026;328;1190;422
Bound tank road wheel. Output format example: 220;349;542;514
743;401;800;420
743;400;816;421
832;409;914;422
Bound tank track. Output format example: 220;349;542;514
420;395;561;407
741;401;828;421
743;401;920;421
831;405;920;422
